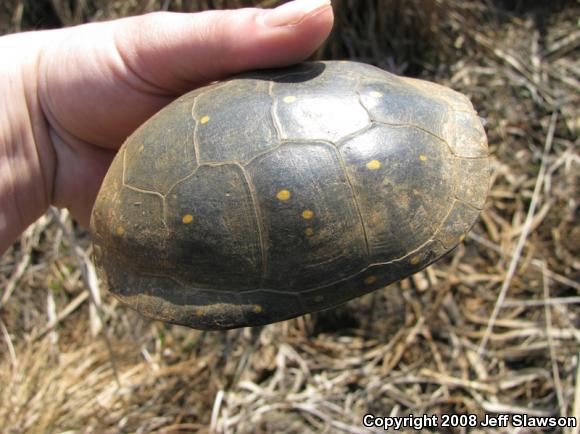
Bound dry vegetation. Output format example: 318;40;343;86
0;0;579;433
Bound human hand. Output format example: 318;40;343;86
0;0;334;254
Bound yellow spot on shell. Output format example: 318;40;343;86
364;275;377;285
195;308;204;316
366;159;381;170
459;234;466;242
304;227;314;237
419;155;428;161
115;226;125;236
283;95;296;103
200;115;210;124
302;209;314;219
276;189;291;201
370;91;383;98
138;144;144;152
253;305;263;313
410;255;421;265
182;214;194;224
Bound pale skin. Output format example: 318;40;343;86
0;0;334;254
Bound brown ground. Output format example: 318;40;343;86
0;1;578;433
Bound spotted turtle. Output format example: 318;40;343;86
90;61;489;330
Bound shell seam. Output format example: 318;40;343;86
268;81;283;142
134;231;448;297
121;149;168;227
190;96;201;163
237;164;269;285
454;195;484;211
332;147;372;262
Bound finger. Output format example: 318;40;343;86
39;0;334;148
114;0;334;91
49;133;116;228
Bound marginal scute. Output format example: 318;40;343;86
454;157;490;209
300;257;415;313
299;275;362;312
326;61;390;82
434;200;482;249
399;79;488;158
110;269;308;329
236;291;303;325
110;273;261;329
363;275;377;285
401;239;447;270
358;78;452;141
449;110;489;158
404;76;475;112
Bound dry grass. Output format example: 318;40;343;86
1;1;579;433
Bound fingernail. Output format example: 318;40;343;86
261;0;331;27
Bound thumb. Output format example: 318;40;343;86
115;0;335;92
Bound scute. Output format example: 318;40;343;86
449;110;489;158
164;164;262;289
193;80;278;163
326;61;392;81
404;76;475;112
339;124;455;261
92;149;168;274
124;94;197;194
270;63;370;141
454;157;490;209
358;79;452;141
247;143;368;290
107;187;167;268
435;200;482;249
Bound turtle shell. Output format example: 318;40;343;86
90;61;489;330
